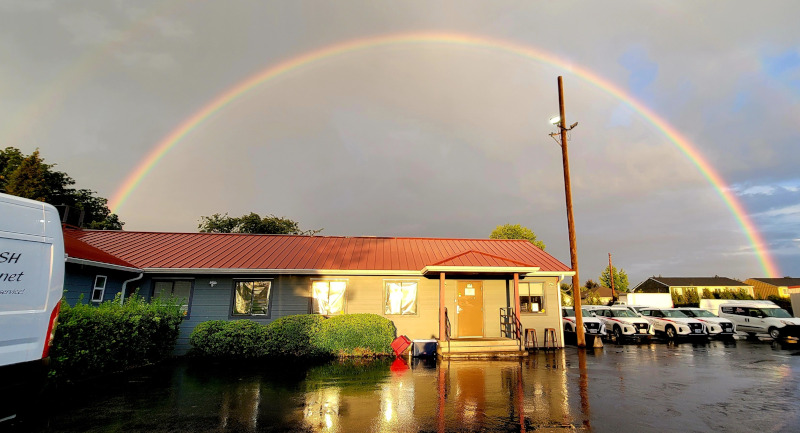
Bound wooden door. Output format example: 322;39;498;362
457;281;484;337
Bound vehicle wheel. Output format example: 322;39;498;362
564;324;571;333
768;327;781;340
614;326;623;343
665;326;676;340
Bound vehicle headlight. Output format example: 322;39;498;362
780;320;796;326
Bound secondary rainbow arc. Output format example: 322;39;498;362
107;32;780;278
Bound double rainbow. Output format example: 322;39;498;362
107;32;780;278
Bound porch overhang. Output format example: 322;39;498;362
421;265;540;276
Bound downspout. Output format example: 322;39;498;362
120;273;144;305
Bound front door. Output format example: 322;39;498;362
457;281;484;337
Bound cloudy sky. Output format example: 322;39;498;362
2;1;798;285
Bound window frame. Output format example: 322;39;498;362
383;279;420;316
310;279;348;316
519;281;546;314
230;279;273;319
91;275;107;303
152;279;195;318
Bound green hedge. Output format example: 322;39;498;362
188;319;269;359
311;314;395;357
50;294;184;382
189;314;396;359
265;314;326;358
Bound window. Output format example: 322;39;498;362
91;275;107;303
519;282;545;313
232;280;271;317
385;281;418;315
312;280;346;315
154;280;193;316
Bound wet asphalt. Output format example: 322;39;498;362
9;336;800;433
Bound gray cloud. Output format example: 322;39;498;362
2;0;799;284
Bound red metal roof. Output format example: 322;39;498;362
63;228;140;269
65;229;571;273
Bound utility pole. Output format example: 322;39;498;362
550;76;585;347
609;253;615;303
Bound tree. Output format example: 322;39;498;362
600;265;629;295
198;212;322;235
584;279;600;289
0;147;124;229
489;224;545;250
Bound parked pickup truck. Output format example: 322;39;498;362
589;306;653;342
561;307;606;337
638;308;707;339
674;307;735;339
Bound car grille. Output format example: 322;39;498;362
689;323;704;334
634;323;649;333
585;322;600;333
721;323;733;332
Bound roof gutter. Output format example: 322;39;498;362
66;256;142;273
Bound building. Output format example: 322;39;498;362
632;276;754;298
744;277;800;299
62;228;574;354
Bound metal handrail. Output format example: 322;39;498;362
500;307;524;350
444;307;451;341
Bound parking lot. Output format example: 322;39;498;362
12;336;799;432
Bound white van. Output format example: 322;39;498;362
718;302;800;339
0;193;64;423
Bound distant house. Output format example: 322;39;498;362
632;276;754;298
582;286;614;305
744;277;800;299
62;228;574;354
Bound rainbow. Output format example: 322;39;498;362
108;32;780;277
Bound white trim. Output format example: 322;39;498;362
422;266;540;275
67;256;141;273
91;275;107;303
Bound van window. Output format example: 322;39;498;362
762;308;792;318
91;275;107;303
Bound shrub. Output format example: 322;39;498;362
49;294;184;382
265;314;325;358
188;320;269;359
683;288;700;306
702;288;713;299
311;314;396;357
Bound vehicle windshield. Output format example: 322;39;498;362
610;309;638;318
562;308;595;317
662;310;689;318
759;308;793;318
683;309;716;318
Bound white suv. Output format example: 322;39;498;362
718;303;800;339
675;307;735;339
562;307;606;337
638;308;707;339
591;306;653;342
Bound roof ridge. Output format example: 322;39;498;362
73;229;539;242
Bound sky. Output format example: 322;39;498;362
1;1;798;286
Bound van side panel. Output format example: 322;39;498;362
0;194;64;367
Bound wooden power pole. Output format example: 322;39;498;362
552;76;585;347
609;253;616;303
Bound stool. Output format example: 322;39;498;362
524;328;538;350
543;328;558;349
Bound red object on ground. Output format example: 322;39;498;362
390;357;409;374
391;335;411;356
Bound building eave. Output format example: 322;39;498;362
66;257;142;273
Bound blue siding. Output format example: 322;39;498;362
63;263;140;306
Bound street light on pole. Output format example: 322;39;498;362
549;76;585;347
